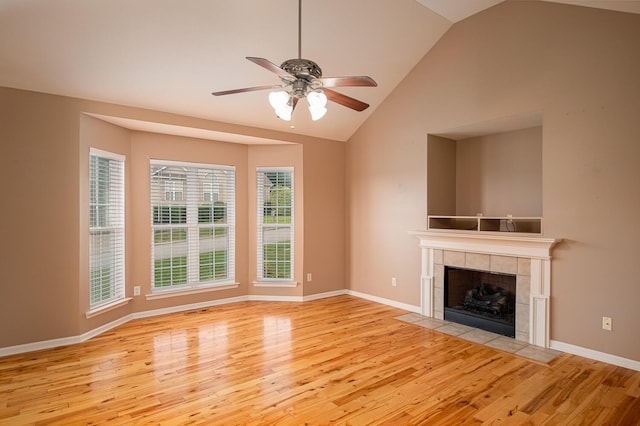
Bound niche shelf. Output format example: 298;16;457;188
427;215;542;235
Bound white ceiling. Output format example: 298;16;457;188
1;0;639;143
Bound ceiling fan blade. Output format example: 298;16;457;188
212;84;280;96
324;88;370;112
291;96;299;112
246;57;294;80
314;76;377;88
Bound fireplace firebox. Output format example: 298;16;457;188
444;266;516;337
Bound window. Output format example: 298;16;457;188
257;168;294;281
151;160;235;291
89;148;125;308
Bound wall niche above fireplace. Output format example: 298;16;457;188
427;116;542;228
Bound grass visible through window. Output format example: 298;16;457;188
153;250;228;287
262;215;291;224
154;256;187;287
199;250;228;281
263;242;291;279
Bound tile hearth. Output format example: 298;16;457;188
396;312;561;364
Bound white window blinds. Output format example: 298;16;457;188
257;168;294;281
89;148;125;308
150;160;235;291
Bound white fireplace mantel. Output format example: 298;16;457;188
410;230;561;348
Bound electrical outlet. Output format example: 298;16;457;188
134;286;141;296
307;273;312;282
391;277;397;287
602;316;612;331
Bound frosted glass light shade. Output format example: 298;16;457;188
307;90;327;121
269;91;289;109
309;105;327;121
276;104;293;121
307;90;327;107
268;91;292;121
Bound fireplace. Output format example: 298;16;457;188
411;230;561;348
444;266;516;337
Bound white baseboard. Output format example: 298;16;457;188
248;289;349;303
132;295;249;319
0;314;133;357
80;314;133;341
0;335;81;358
5;291;637;373
303;289;348;301
248;295;303;302
346;289;421;314
0;292;345;356
550;340;640;371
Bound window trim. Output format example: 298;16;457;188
256;167;295;283
150;159;236;293
88;147;126;310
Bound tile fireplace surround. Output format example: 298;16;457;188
410;231;561;348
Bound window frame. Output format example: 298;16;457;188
256;167;295;282
88;148;125;309
150;159;236;293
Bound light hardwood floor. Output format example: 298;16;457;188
1;295;639;425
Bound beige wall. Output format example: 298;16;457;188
1;88;82;344
347;2;640;360
0;86;345;348
300;140;346;297
456;126;542;217
427;135;457;216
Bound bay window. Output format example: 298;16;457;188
151;160;235;291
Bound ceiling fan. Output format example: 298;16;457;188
211;0;377;122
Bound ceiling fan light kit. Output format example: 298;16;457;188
211;0;376;123
268;90;293;121
307;90;328;121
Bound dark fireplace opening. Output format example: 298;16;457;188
444;266;516;338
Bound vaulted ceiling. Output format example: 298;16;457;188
1;0;639;142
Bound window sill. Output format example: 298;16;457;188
146;282;240;300
252;281;299;288
85;297;132;319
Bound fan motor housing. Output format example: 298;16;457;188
281;58;322;80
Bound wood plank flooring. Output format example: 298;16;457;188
1;295;639;425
